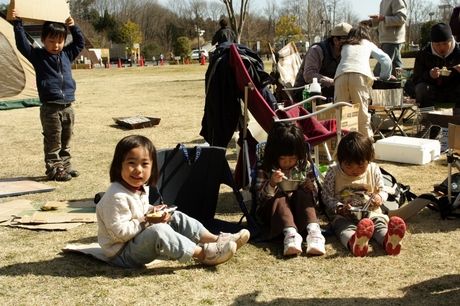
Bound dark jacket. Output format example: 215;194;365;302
212;27;237;45
200;42;275;147
294;39;339;87
412;42;460;88
13;19;85;103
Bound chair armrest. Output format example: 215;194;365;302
283;95;327;111
274;101;353;122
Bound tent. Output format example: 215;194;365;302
0;15;40;110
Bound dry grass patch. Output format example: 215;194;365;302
0;62;460;305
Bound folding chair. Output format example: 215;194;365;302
447;124;460;208
149;143;260;238
269;42;304;103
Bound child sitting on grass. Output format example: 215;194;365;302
96;135;249;268
321;131;406;257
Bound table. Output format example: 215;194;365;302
369;103;417;138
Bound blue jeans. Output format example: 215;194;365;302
110;211;207;268
373;43;403;77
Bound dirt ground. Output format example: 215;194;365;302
0;63;459;305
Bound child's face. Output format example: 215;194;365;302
340;161;369;177
278;155;298;170
121;146;152;188
41;35;65;55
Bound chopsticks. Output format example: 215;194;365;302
362;194;375;211
272;169;289;180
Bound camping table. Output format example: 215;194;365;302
369;103;416;138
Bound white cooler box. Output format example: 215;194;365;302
375;136;440;165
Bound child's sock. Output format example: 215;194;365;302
306;222;321;234
283;227;297;237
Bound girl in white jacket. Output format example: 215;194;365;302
96;135;249;268
334;26;394;138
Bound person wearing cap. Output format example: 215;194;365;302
360;0;407;76
412;22;460;114
293;22;352;99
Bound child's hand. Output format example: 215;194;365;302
370;193;383;207
11;9;19;20
337;204;352;220
66;16;74;27
270;169;284;187
301;179;314;192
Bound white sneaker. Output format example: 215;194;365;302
306;230;326;255
283;233;302;256
217;229;250;250
201;241;237;266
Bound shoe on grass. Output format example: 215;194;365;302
200;241;236;266
306;230;326;255
349;218;374;257
54;164;72;182
384;216;406;255
283;233;302;256
67;170;80;177
217;229;250;250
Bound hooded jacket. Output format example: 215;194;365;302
412;39;460;88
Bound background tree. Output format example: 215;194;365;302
419;20;438;48
275;15;302;45
119;19;142;58
175;36;191;60
220;0;250;43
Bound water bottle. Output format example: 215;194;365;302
302;85;311;111
302;85;310;100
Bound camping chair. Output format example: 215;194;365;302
269;42;304;104
148;143;260;238
447;124;460;208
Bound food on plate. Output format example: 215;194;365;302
146;212;163;218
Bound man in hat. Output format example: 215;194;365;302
294;22;353;99
412;22;460;114
360;0;407;76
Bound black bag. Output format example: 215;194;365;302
380;167;417;208
434;173;460;196
424;193;460;220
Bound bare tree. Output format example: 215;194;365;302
220;0;251;43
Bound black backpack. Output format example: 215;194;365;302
434;173;460;197
380;167;417;208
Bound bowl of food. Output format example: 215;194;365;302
440;67;451;76
277;179;301;193
349;206;368;221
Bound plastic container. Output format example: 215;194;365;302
375;136;440;165
309;78;321;97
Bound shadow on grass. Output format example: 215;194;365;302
0;250;216;278
229;273;460;305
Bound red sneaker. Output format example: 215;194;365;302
384;216;406;255
349;218;374;257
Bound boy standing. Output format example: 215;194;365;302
12;9;85;181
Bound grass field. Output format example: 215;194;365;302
0;61;460;306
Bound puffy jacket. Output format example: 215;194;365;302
14;19;85;103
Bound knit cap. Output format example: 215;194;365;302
431;22;452;42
